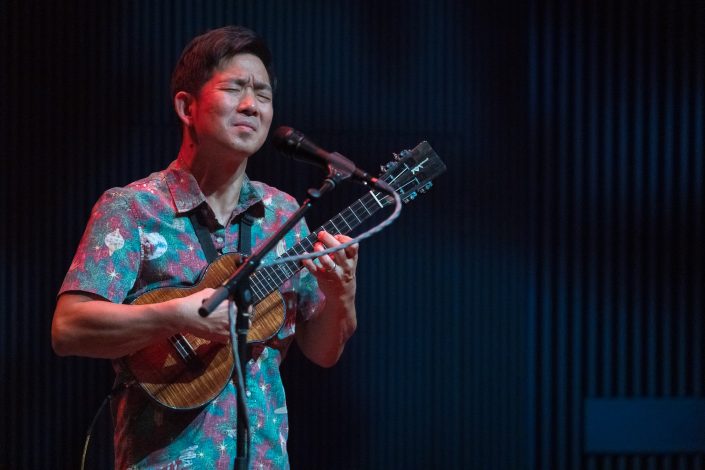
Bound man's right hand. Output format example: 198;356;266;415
168;288;232;343
52;289;233;359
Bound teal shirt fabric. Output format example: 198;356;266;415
60;160;322;469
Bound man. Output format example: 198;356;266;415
52;26;358;469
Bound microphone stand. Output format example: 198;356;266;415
199;171;345;470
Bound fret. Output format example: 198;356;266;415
250;277;266;300
360;202;376;217
356;198;373;216
333;213;353;233
327;218;341;234
280;263;293;280
345;206;362;225
370;191;385;208
299;237;315;252
323;220;338;235
271;265;286;286
262;269;281;294
270;265;286;284
250;272;265;297
260;268;278;290
374;193;389;207
374;195;388;208
280;262;294;277
254;268;274;291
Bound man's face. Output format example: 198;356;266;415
190;53;273;159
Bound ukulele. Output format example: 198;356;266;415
123;141;446;409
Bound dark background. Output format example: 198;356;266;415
1;1;704;469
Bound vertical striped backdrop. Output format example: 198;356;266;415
2;0;703;468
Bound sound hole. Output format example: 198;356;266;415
169;335;205;372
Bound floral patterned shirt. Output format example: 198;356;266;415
60;160;323;469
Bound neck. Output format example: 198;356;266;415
178;141;248;226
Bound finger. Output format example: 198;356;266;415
314;242;337;271
318;231;351;265
302;242;331;272
310;241;326;269
317;230;341;247
301;257;318;273
334;234;358;259
301;244;319;271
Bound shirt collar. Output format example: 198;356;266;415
165;160;265;219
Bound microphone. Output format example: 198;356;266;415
272;126;392;192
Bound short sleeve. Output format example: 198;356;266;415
59;189;142;303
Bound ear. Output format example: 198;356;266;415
174;91;196;127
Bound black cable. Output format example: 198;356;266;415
228;298;250;470
80;382;129;470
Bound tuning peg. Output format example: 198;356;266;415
418;182;433;193
392;152;402;162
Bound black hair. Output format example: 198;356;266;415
170;25;276;100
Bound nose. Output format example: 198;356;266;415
237;89;258;116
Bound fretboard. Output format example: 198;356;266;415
247;189;393;301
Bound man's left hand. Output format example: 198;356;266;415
301;230;358;297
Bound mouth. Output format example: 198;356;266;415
233;121;257;132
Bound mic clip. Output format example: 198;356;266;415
324;152;357;187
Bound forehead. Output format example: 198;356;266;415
212;53;271;86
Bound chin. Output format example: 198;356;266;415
231;137;266;156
